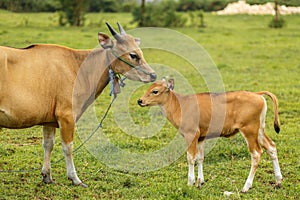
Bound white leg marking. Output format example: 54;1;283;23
267;146;283;185
258;97;267;145
242;150;261;193
187;152;195;186
61;142;82;185
196;141;205;187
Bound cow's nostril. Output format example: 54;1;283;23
150;73;157;81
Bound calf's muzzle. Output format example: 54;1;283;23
137;99;144;107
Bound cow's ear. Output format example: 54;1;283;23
135;38;141;46
98;32;114;49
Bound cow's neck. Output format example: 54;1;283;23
72;48;111;121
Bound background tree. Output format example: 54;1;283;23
140;0;145;26
176;0;236;12
133;0;238;27
246;0;299;6
57;0;89;26
132;0;187;27
0;0;59;12
247;0;293;28
89;0;119;13
269;0;285;28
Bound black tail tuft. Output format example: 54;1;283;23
274;123;280;133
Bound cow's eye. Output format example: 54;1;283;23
129;53;139;60
152;90;159;95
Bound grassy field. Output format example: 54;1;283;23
0;10;300;199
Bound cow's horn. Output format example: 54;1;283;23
106;22;122;41
106;22;117;36
117;22;126;35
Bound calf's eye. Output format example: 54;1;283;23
152;90;159;95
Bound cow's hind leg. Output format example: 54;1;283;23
241;126;263;193
259;132;282;188
41;126;56;184
59;117;87;188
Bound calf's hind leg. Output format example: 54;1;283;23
186;132;204;188
41;126;56;184
241;127;263;193
259;132;282;188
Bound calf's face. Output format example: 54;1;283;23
138;79;174;107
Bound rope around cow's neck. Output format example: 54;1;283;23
106;49;126;97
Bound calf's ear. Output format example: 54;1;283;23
98;32;114;49
167;79;174;90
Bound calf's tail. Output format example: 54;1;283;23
256;91;280;133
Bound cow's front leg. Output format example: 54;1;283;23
41;126;56;184
59;117;87;188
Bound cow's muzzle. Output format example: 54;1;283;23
150;73;157;82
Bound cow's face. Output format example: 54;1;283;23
99;22;156;83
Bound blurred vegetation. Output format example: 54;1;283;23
247;0;300;6
0;11;300;199
0;0;299;27
0;0;137;13
1;0;300;13
132;0;237;27
269;1;286;28
246;0;297;29
0;0;59;12
132;0;188;27
246;0;298;29
57;0;89;26
176;0;237;12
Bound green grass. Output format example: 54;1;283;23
0;10;300;199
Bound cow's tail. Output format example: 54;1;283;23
256;91;280;133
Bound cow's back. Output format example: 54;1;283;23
0;44;87;128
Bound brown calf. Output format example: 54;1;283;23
138;79;282;192
0;22;156;187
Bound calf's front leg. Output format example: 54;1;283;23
196;140;205;188
186;137;198;186
187;151;195;186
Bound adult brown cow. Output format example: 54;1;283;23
0;22;156;187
